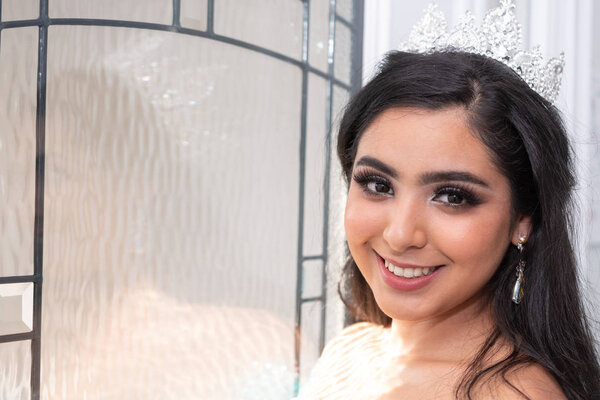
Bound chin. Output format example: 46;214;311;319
369;285;439;322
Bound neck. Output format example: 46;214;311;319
386;296;495;364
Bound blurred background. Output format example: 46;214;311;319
0;1;597;399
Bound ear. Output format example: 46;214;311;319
511;215;532;246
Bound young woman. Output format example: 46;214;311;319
297;50;600;399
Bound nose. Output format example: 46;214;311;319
382;196;427;252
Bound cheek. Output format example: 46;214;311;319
432;210;511;268
344;193;366;245
344;188;382;247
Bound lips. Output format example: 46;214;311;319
383;258;437;278
375;252;443;291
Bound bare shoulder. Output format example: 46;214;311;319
491;363;566;400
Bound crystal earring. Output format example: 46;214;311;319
512;233;527;304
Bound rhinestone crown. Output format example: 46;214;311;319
399;0;564;104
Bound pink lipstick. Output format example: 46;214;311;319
376;253;443;291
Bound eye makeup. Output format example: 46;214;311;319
430;184;482;207
352;167;483;208
352;168;393;196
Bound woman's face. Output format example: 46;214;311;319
344;107;530;322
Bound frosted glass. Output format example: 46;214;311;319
303;74;329;256
299;301;323;387
324;85;351;344
49;0;172;24
334;22;352;85
214;0;303;60
0;340;31;400
309;0;331;73
1;0;38;21
44;26;301;399
302;260;324;299
180;0;208;30
0;27;37;277
332;85;350;127
337;0;354;22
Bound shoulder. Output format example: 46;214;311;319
490;363;566;400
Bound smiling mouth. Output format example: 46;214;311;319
382;259;441;279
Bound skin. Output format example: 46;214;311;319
339;107;565;398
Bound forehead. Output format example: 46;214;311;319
356;107;503;179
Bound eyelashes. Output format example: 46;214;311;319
352;168;482;207
431;186;482;207
353;170;394;195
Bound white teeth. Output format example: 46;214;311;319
384;259;436;278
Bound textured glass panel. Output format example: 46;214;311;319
180;0;208;30
303;74;329;256
0;340;31;400
44;26;301;399
0;282;34;335
336;0;354;22
309;0;331;72
302;260;324;299
334;22;352;85
299;301;323;387
215;0;303;60
50;0;172;24
0;27;37;277
324;84;350;344
1;0;38;21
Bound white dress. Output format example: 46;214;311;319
296;322;391;400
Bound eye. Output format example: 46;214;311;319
367;181;392;194
435;192;466;206
352;170;394;196
431;186;480;207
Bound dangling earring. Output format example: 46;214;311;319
512;233;527;304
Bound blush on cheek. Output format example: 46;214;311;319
438;218;510;268
344;200;363;244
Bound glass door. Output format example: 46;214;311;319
0;0;364;398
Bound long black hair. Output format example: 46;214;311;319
336;51;600;399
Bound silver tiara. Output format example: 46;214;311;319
399;0;564;104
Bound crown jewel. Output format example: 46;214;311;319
399;0;564;103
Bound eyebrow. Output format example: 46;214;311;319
355;156;398;178
420;171;489;188
354;156;489;188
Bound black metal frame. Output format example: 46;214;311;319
0;0;364;397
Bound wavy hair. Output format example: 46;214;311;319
336;51;600;399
